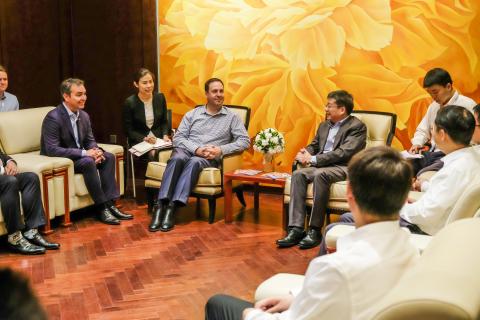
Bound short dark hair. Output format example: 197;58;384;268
134;67;155;83
0;65;7;73
348;146;412;217
60;78;84;100
423;68;452;88
327;90;354;114
434;105;475;146
204;78;224;92
473;104;480;117
0;268;48;320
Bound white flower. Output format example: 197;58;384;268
254;128;285;155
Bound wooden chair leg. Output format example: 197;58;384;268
326;211;331;225
196;198;201;218
146;188;156;213
235;188;246;207
208;198;216;224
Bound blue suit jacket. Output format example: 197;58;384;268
40;104;98;160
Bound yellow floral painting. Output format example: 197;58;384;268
159;0;480;166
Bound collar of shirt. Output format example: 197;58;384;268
441;146;476;167
200;105;227;116
63;103;80;120
0;94;5;100
337;220;404;251
328;115;350;128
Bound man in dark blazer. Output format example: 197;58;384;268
41;78;133;225
277;90;367;249
0;152;59;254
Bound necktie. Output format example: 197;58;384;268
70;114;81;148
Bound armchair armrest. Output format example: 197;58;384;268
221;151;244;174
157;148;173;163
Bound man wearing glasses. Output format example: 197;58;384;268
276;90;367;249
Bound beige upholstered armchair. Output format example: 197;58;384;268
255;218;480;320
0;107;124;235
325;177;480;253
283;110;397;228
144;105;251;223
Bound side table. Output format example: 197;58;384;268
223;170;288;225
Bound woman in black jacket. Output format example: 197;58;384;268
123;68;170;159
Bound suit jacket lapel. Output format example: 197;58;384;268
318;122;330;153
332;116;352;149
58;105;77;145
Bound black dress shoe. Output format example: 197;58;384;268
276;228;306;248
149;205;165;232
99;208;120;225
25;233;60;250
109;206;133;220
298;228;322;249
160;205;176;232
9;238;46;255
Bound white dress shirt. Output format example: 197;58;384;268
246;221;419;320
411;91;476;147
400;147;480;235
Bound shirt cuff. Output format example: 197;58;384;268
309;155;317;165
81;149;87;157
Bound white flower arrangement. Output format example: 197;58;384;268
253;128;285;155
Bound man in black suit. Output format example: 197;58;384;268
277;90;367;249
41;78;132;225
0;152;59;254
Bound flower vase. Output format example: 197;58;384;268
262;153;274;172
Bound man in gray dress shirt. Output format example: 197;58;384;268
0;65;19;112
149;78;250;232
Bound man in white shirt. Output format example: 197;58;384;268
408;68;476;175
205;146;419;320
0;65;20;112
401;105;478;235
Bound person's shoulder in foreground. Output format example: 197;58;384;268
207;146;419;320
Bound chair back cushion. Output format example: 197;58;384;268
0;106;55;154
373;218;480;320
352;111;396;147
445;179;480;225
225;105;251;129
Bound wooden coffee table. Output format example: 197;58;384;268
223;170;289;224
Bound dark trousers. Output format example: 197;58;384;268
157;148;217;205
318;212;428;256
74;152;119;205
205;294;253;320
0;172;46;234
411;151;445;176
289;166;347;229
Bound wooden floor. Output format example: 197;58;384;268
0;191;317;320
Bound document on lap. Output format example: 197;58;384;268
400;150;424;159
129;139;172;156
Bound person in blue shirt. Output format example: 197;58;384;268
0;65;19;112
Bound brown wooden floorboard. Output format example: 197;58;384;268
0;192;317;320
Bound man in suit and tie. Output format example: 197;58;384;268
0;152;59;254
41;78;132;225
277;90;367;249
